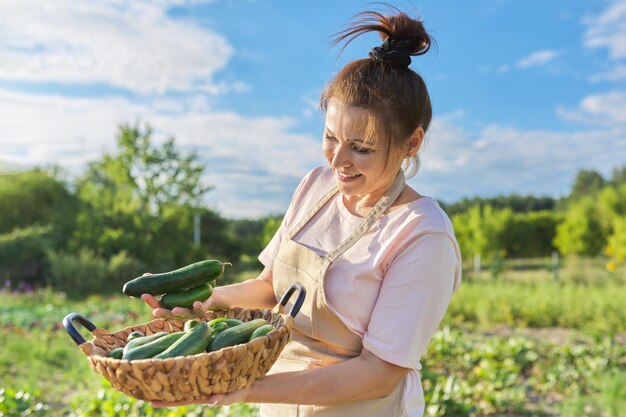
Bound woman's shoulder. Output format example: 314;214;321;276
397;196;456;238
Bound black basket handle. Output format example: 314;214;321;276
278;282;306;318
63;312;97;346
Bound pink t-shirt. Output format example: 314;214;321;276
259;166;462;417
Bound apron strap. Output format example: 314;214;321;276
286;185;339;241
326;170;406;261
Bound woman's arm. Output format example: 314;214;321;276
154;347;409;407
143;266;277;319
247;347;409;405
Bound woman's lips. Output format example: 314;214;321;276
337;171;362;182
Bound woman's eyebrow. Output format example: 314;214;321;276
325;127;372;146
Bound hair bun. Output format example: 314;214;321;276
332;5;432;67
369;36;426;67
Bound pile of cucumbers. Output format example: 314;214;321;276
122;260;227;309
109;317;275;361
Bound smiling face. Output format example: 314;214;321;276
322;100;406;204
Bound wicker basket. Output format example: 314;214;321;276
63;283;305;402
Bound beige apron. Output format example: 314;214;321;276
260;171;407;417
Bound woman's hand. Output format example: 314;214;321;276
140;292;226;320
152;385;251;407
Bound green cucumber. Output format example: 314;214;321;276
154;322;213;359
249;324;275;341
160;284;213;309
211;321;229;335
122;332;185;361
122;260;225;297
208;317;244;328
184;319;200;332
127;331;145;342
209;318;269;351
205;322;229;352
108;347;124;359
123;331;169;353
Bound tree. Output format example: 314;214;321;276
451;204;512;262
0;169;78;241
553;197;606;256
568;169;605;202
69;123;216;269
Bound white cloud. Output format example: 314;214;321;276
516;50;559;69
556;90;626;126
413;113;626;202
0;0;232;94
0;89;322;218
583;2;626;60
584;2;626;84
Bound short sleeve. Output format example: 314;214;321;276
362;232;461;369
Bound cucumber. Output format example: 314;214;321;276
122;332;185;361
209;318;269;351
127;331;145;342
123;331;169;353
160;284;213;309
108;347;124;359
249;324;275;341
208;317;244;328
205;322;229;352
154;322;213;359
184;319;200;332
211;321;229;335
122;260;225;297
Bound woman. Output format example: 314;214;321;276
143;6;462;417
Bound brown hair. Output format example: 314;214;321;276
320;4;433;176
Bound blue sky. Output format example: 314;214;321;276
1;0;625;218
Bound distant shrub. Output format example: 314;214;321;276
46;249;145;298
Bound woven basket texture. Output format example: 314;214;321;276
78;307;292;402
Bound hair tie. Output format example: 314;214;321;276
368;37;418;67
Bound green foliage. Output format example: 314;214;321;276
452;205;512;261
67;123;228;273
46;249;145;298
0;225;52;268
423;327;626;417
0;387;50;417
568;169;606;202
444;278;626;336
260;216;282;248
553;197;606;256
0;169;78;237
442;194;556;217
66;381;259;417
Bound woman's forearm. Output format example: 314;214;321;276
245;349;408;405
211;267;276;310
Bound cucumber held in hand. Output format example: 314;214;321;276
122;260;226;297
159;283;213;309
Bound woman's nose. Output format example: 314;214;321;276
331;144;351;168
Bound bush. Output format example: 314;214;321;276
0;225;52;267
0;225;53;285
46;250;145;298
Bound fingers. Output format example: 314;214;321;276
141;294;160;309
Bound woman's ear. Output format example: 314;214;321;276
407;127;425;157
